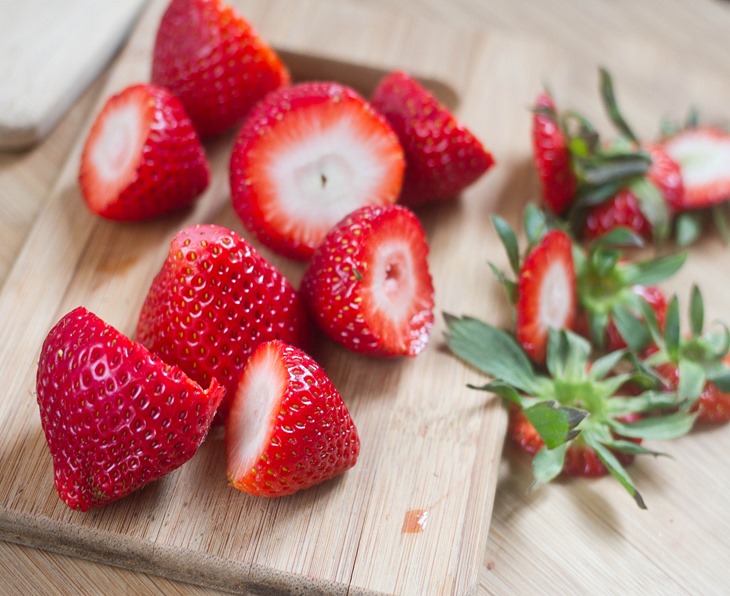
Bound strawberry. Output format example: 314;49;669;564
445;316;696;507
656;359;730;424
135;224;310;421
36;307;224;511
582;145;684;241
491;210;577;366
507;405;640;477
229;82;405;260
370;70;494;207
151;0;290;138
660;126;730;210
78;83;210;221
515;229;577;365
531;92;577;216
300;204;434;357
226;340;360;497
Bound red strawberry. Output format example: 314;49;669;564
136;224;310;421
515;229;577;365
151;0;290;138
370;70;494;207
78;84;210;221
229;82;405;260
36;306;224;511
661;126;730;209
300;204;434;357
226;340;360;497
582;145;683;241
507;406;640;477
531;92;576;216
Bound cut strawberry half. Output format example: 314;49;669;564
515;230;577;364
301;204;434;357
226;340;360;497
531;92;576;216
370;70;494;206
152;0;290;138
661;126;730;210
36;307;224;511
78;84;210;221
229;82;405;260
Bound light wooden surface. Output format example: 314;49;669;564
0;0;147;149
2;0;730;594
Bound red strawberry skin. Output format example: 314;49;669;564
151;0;290;138
301;204;434;357
532;93;576;216
226;340;360;497
515;230;577;365
583;145;683;240
36;307;224;511
229;82;405;260
78;84;210;221
370;70;494;206
136;224;310;421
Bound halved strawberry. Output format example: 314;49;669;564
36;306;224;511
370;70;494;207
229;82;405;260
661;126;730;210
515;229;577;365
78;84;210;221
531;92;576;216
226;340;360;497
136;224;310;421
152;0;290;138
300;204;434;357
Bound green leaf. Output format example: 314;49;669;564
492;216;520;275
689;284;704;337
582;427;646;509
523;203;548;245
444;313;542;393
532;443;569;486
599;67;639;144
545;329;570;380
488;262;518;304
712;204;730;244
628;178;671;241
576;152;651;186
605;439;668;458
685;105;700;128
707;362;730;392
637;298;664;347
664;296;681;361
574;179;627;208
468;380;523;406
609;411;696;440
590;349;629;381
675;212;704;247
592;226;646;249
587;310;610;351
523;401;588;449
611;305;651;353
606;391;679;416
677;359;706;403
620;252;686;286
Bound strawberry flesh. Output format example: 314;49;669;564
36;307;224;511
370;70;494;206
136;224;310;421
230;82;405;260
515;230;577;365
301;204;434;357
152;0;290;137
78;84;210;221
226;340;360;497
661;126;730;209
531;93;576;216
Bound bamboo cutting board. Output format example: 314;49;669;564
0;0;529;594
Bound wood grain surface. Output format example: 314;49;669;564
2;0;730;594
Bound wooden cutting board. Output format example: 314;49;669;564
0;0;524;593
0;0;147;150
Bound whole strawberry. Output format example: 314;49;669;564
36;307;224;511
370;70;494;206
226;340;360;497
136;224;310;421
301;204;434;357
152;0;290;137
78;83;210;221
229;81;405;260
